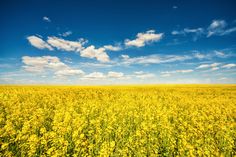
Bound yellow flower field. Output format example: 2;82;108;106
0;85;235;156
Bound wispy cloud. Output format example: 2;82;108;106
172;28;204;41
83;72;106;80
207;20;236;37
125;30;163;47
221;63;236;69
133;71;156;79
207;20;227;37
79;62;113;68
59;31;72;37
55;69;84;77
161;69;193;74
27;36;53;50
192;49;233;60
196;63;221;70
43;16;51;22
103;45;122;51
82;71;126;80
120;54;192;65
172;6;178;9
172;19;236;40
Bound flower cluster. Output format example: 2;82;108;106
0;85;235;156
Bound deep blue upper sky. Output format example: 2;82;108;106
0;0;236;84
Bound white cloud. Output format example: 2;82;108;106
171;31;181;35
172;28;204;41
47;36;85;52
193;50;233;60
196;64;210;69
218;77;228;80
104;45;122;51
196;63;221;71
83;72;106;79
134;71;145;75
207;20;227;37
221;27;236;35
136;73;155;79
193;52;207;59
161;69;193;74
172;28;204;35
22;56;84;76
120;54;192;65
55;69;84;76
80;45;110;62
79;62;113;68
176;69;194;73
221;63;236;69
172;20;236;39
43;16;51;22
125;30;163;47
211;63;221;67
184;28;204;33
82;71;126;80
22;56;67;72
211;67;219;71
27;36;53;50
60;31;73;37
121;54;130;60
209;20;226;30
161;73;171;77
107;71;124;78
215;51;225;57
134;71;155;79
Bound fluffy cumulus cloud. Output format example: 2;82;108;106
80;45;110;62
125;30;163;47
25;29;164;63
22;56;84;76
27;36;54;50
22;56;67;72
47;36;85;52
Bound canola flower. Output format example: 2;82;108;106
0;85;235;156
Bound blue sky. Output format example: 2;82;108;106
0;0;236;84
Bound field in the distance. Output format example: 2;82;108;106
0;85;235;156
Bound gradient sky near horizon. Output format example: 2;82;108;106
0;0;236;84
